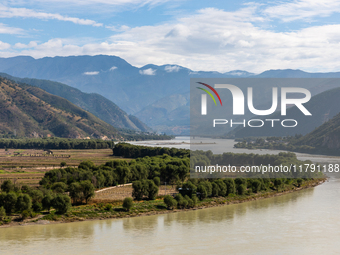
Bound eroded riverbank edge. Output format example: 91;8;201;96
0;178;326;229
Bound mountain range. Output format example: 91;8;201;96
0;77;119;139
1;55;340;135
0;73;150;132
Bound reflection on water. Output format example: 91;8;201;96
2;179;340;255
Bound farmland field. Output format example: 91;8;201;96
0;148;126;187
93;184;178;202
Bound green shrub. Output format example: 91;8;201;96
80;180;95;204
4;192;17;215
211;182;220;197
0;206;6;220
251;180;261;193
122;197;133;211
21;210;30;220
1;180;14;193
147;180;158;200
16;194;32;212
153;177;160;187
163;195;177;210
184;195;195;208
42;193;53;212
132;181;146;200
51;182;68;194
52;194;71;214
237;184;246;195
105;204;113;211
197;185;208;200
297;178;303;187
32;201;42;212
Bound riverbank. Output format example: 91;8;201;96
0;178;326;228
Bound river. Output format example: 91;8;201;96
1;178;339;254
1;137;340;254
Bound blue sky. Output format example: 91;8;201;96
1;0;340;73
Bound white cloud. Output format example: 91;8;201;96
106;25;130;32
164;65;180;72
21;0;172;6
5;6;340;73
263;0;340;22
139;68;156;75
14;41;37;48
109;66;117;71
0;5;103;27
83;71;99;75
0;23;23;34
0;41;10;50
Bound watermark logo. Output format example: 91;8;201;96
198;83;311;116
196;82;223;115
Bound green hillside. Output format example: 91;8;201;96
0;73;151;132
294;112;340;150
0;77;119;139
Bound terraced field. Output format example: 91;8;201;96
0;148;125;187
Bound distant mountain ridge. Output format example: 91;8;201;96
0;77;119;139
1;55;340;134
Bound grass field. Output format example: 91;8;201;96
0;148;126;187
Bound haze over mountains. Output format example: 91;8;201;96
1;55;340;135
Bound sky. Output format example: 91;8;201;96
1;0;340;73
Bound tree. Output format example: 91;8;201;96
252;180;261;193
116;166;130;184
153;177;160;187
224;178;236;195
21;210;30;220
42;193;53;212
0;192;6;208
60;162;67;168
21;185;32;194
274;179;283;190
180;181;197;198
163;195;177;210
122;197;133;211
237;184;246;195
29;190;43;204
1;180;14;193
211;182;220;197
4;192;17;215
147;180;159;200
197;185;208;200
69;182;82;204
32;201;42;212
0;206;6;220
16;194;32;212
132;181;146;200
297;178;303;187
80;180;95;204
52;194;71;214
175;194;188;209
51;182;68;193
